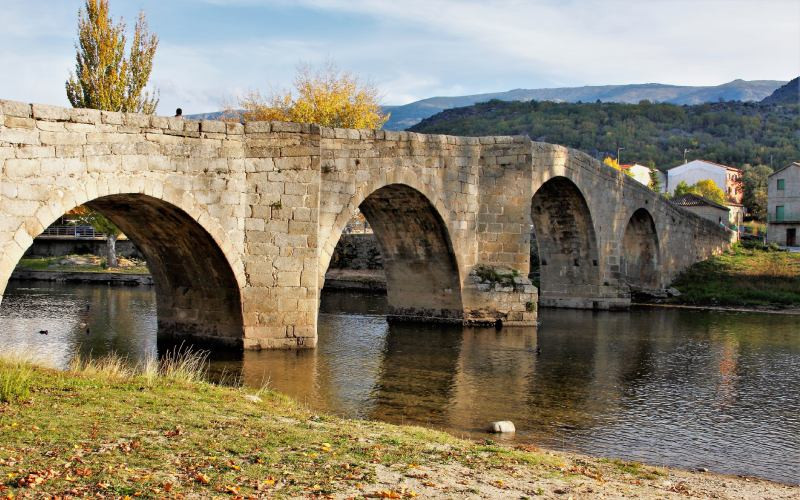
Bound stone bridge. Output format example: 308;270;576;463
0;99;732;349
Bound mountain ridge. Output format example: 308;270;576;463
381;79;786;130
186;79;788;130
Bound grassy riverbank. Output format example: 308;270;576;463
15;255;149;275
667;244;800;309
1;357;796;498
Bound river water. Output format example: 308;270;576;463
1;281;798;484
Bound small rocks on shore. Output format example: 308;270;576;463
489;421;515;433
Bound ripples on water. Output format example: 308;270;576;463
1;281;798;484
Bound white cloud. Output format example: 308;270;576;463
1;0;797;112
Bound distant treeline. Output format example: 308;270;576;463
409;100;799;170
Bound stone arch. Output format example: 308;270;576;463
621;208;660;289
530;176;601;306
320;171;455;281
1;180;245;347
324;182;463;322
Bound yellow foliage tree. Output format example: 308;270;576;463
66;0;159;114
603;157;633;177
673;179;726;204
691;179;726;204
240;63;389;129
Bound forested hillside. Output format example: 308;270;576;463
409;100;799;169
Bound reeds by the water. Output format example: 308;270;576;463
1;343;211;399
69;343;210;384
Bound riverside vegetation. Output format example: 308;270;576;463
665;243;800;309
1;353;799;498
15;255;149;275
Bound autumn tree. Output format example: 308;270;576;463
673;179;726;205
239;62;389;129
66;0;159;114
65;0;158;267
602;156;633;177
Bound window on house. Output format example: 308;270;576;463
776;206;785;221
777;179;785;190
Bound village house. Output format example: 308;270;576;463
671;193;731;226
767;162;800;247
665;159;744;225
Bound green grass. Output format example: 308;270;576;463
15;255;149;275
669;244;800;308
0;357;33;403
0;355;578;498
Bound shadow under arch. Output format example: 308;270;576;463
325;183;464;322
30;193;244;347
530;176;601;308
621;208;660;290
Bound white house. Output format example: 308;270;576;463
665;160;743;203
621;163;658;188
665;159;744;225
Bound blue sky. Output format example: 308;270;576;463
1;0;798;114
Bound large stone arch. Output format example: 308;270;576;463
0;179;245;347
621;208;660;290
530;176;601;307
322;182;463;323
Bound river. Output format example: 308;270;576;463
0;281;798;484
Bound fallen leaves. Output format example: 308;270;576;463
367;488;418;498
16;469;57;488
164;426;183;438
194;472;211;485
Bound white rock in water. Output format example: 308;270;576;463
243;394;262;403
489;421;516;433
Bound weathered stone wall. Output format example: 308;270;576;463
328;233;382;270
0;99;732;349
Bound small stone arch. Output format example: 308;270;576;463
621;208;660;290
1;178;245;347
323;181;463;323
530;176;601;305
320;171;455;282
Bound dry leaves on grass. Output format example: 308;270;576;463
368;488;418;498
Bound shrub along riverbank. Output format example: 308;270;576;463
15;255;149;275
664;244;800;310
0;355;797;498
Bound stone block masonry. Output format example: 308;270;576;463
0;99;732;349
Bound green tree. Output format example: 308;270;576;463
648;169;663;192
66;0;159;113
72;207;122;267
673;180;693;198
741;164;773;220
